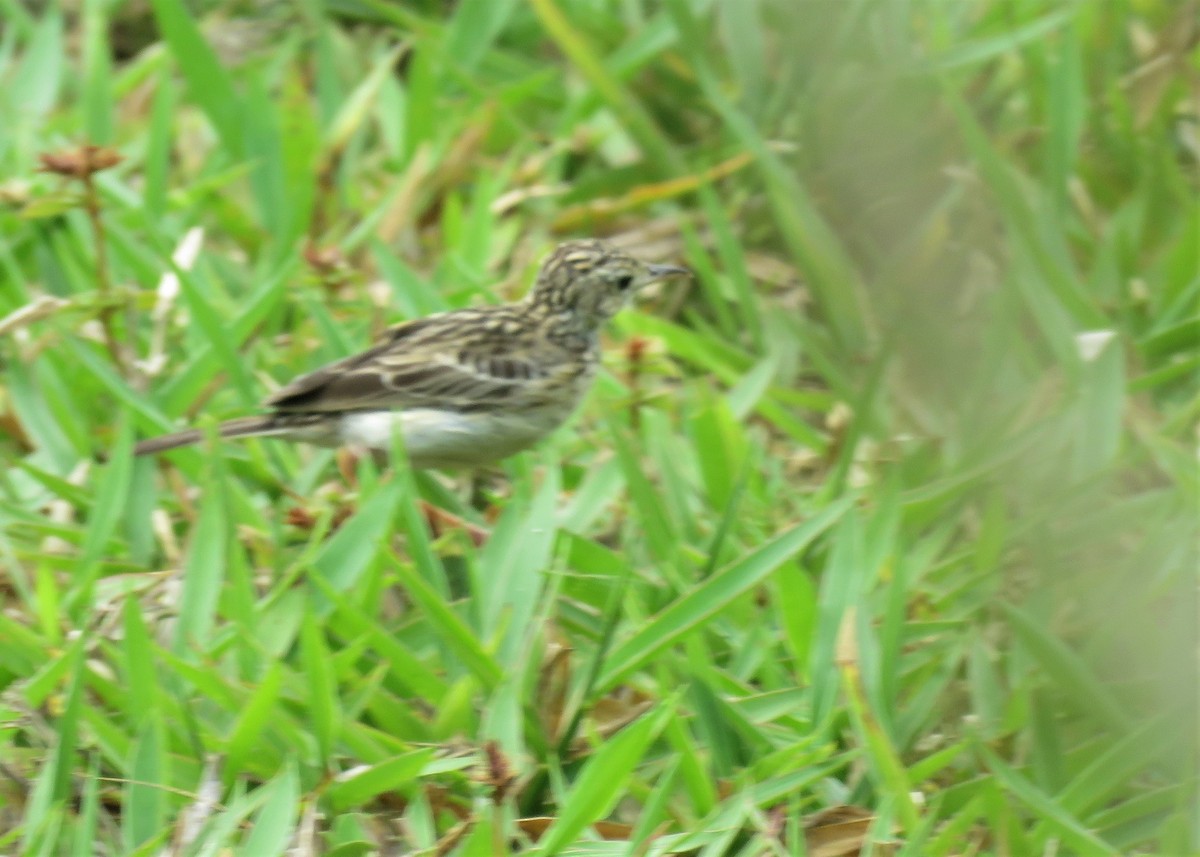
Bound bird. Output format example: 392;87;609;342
132;240;689;468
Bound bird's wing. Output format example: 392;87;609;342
264;313;546;413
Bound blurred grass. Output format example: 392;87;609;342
0;0;1197;854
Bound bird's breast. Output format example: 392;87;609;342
336;405;574;468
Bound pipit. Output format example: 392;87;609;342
133;240;688;467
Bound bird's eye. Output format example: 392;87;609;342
615;275;634;291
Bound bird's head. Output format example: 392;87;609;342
528;239;689;329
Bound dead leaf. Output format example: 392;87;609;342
517;816;635;842
803;805;876;857
536;639;572;740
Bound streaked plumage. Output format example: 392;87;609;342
133;240;688;467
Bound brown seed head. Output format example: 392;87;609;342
38;145;123;180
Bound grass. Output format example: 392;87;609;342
0;0;1196;854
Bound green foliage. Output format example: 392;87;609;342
0;0;1195;853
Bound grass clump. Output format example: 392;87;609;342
0;0;1195;854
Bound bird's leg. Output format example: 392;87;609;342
469;471;488;511
335;447;361;488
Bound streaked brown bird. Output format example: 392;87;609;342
133;240;688;467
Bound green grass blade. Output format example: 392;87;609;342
597;496;852;692
148;0;244;156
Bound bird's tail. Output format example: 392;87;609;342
133;416;286;456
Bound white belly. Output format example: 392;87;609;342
336;408;565;468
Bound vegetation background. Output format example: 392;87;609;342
0;0;1196;854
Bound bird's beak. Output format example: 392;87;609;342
645;263;691;281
